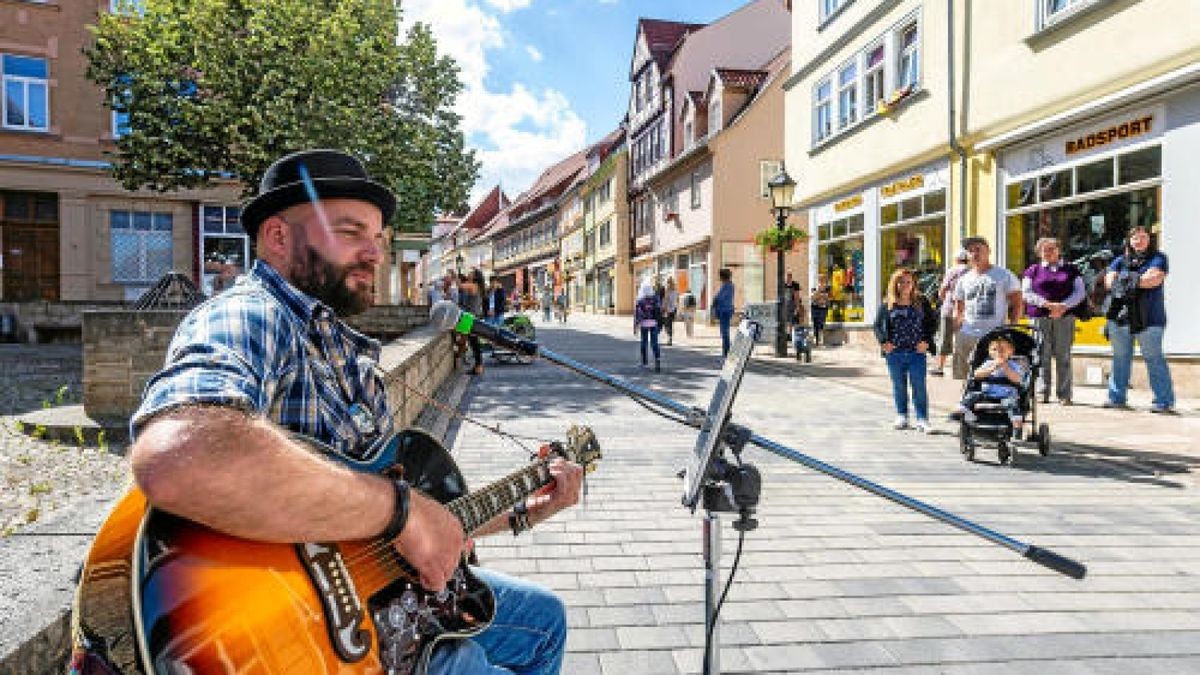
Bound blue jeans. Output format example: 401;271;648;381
640;325;661;364
885;350;929;421
717;313;733;356
428;567;567;674
1107;322;1175;409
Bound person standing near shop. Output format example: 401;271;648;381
810;273;830;346
951;237;1022;383
679;287;697;339
1023;237;1086;405
662;278;679;345
932;249;970;376
874;268;938;433
713;268;736;357
1103;224;1175;413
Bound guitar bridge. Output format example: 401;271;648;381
296;543;370;663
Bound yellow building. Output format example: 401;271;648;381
579;134;630;314
785;1;1200;380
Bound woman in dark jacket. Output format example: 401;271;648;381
874;268;938;433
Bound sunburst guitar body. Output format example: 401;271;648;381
70;426;601;675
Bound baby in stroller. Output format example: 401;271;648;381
952;325;1051;465
954;334;1027;435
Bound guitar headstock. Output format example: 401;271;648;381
555;425;602;473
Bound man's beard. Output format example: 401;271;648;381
290;243;374;317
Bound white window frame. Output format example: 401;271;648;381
896;19;920;91
862;41;885;118
1038;0;1098;29
2;54;50;132
759;160;782;199
709;96;722;135
110;210;174;284
836;59;858;129
819;0;853;25
690;172;701;210
813;77;833;143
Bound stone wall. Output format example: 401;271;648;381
3;320;458;675
0;301;123;344
82;310;187;424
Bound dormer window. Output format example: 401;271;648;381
709;97;722;134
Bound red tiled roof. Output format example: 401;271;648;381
715;68;768;91
639;18;706;70
507;149;588;223
459;185;508;231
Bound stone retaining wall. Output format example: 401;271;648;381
1;316;456;675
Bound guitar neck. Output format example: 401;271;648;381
448;460;554;535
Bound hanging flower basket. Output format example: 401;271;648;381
754;224;807;255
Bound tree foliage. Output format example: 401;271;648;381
88;0;479;231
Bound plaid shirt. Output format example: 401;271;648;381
131;261;393;461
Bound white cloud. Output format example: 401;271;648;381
482;0;532;11
525;45;543;62
402;0;586;203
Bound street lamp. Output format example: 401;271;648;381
767;167;796;358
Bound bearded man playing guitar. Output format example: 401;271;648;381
119;149;584;674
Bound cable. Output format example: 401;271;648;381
703;527;746;675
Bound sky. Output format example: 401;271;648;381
400;0;751;206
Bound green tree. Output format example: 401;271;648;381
88;0;478;232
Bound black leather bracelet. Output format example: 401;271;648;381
381;479;411;541
508;502;531;536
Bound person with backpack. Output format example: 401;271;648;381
1022;237;1086;405
634;282;663;372
1103;224;1174;413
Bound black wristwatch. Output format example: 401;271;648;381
381;479;411;541
508;502;531;536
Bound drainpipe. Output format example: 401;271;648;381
947;0;968;243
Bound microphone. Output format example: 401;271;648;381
429;300;538;357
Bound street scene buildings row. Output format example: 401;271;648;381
1;0;1196;389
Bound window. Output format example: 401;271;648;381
896;21;920;91
816;216;865;322
2;55;49;131
599;220;612;247
820;0;851;23
690;172;701;209
111;210;174;284
684;120;693;148
709;97;722;134
759;160;782;199
1039;0;1096;28
863;43;885;116
813;78;832;142
879;188;947;302
837;61;857;129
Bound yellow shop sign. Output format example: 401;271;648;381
881;175;924;198
833;195;863;212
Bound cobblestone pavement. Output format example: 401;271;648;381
452;312;1200;674
0;344;127;658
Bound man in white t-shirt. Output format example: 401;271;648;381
951;236;1022;380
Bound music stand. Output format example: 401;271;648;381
680;320;760;675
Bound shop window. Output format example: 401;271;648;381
2;54;49;131
1038;170;1072;202
881;202;899;226
923;190;946;215
900;196;923;220
881;220;945;303
816;236;865;322
1075;158;1114;193
813;78;833;142
721;242;765;305
111;210;173;284
1118;145;1161;184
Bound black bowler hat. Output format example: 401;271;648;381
240;149;397;239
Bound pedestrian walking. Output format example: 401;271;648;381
662;278;679;345
713;268;736;357
951;237;1021;381
555;287;568;323
486;277;507;325
1103;224;1175;413
634;282;662;372
458;269;486;375
1023;237;1086;405
932;249;970;376
874;268;938;433
540;282;553;322
810;273;830;346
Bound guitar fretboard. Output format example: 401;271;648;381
447;460;554;534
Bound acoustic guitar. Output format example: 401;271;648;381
70;425;601;674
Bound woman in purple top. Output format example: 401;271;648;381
1022;237;1085;405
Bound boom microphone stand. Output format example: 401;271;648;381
433;305;1086;674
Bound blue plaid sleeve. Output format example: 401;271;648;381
130;292;296;440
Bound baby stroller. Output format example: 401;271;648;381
958;324;1051;466
791;324;813;363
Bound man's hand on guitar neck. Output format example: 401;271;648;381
393;491;466;592
529;458;584;522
